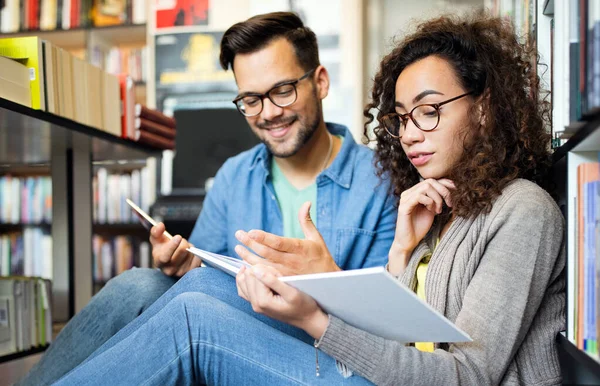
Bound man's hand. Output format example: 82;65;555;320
150;222;201;277
234;201;340;276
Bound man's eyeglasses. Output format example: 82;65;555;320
381;92;473;138
232;68;316;117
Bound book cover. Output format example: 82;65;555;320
155;0;208;29
0;36;46;110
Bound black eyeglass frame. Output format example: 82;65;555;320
232;68;317;117
381;91;473;138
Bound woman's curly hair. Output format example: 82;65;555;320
364;12;552;218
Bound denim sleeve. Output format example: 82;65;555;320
187;161;231;255
361;190;397;268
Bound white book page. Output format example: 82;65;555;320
188;247;251;277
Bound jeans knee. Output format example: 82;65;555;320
177;267;233;290
170;293;226;325
101;268;175;310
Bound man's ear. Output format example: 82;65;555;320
314;65;330;100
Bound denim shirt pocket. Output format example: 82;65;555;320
334;228;378;269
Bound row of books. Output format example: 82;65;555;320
92;235;150;284
0;37;173;150
567;1;600;121
553;1;600;140
91;45;148;84
574;162;600;357
94;163;156;223
0;0;146;33
0;277;52;357
0;176;52;224
484;0;535;44
0;229;53;280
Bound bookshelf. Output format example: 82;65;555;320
0;24;147;49
538;0;600;382
0;95;160;363
550;110;600;383
486;0;600;383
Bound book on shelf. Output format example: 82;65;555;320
0;229;53;280
135;117;176;139
135;103;176;128
131;104;177;149
570;161;600;357
187;247;471;344
119;73;136;139
98;46;148;85
0;277;52;357
134;128;175;150
94;164;155;224
0;176;52;225
0;56;32;108
92;234;150;284
91;0;127;27
0;0;146;32
0;36;46;110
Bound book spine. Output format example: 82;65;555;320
134;129;175;150
135;103;176;128
135;117;176;139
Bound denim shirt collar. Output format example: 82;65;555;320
249;122;356;189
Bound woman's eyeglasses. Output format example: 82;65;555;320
381;92;473;138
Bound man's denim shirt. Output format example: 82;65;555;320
189;123;397;270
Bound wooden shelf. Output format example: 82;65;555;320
552;110;600;163
0;345;49;364
0;97;161;164
0;24;147;50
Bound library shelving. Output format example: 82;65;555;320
552;108;600;384
0;23;147;51
0;95;160;363
486;0;600;383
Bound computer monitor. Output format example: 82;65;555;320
170;108;261;194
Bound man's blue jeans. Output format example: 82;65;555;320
54;291;373;385
18;267;313;385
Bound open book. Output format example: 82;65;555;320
188;247;251;276
187;247;471;343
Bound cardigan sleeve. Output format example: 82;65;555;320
316;186;565;386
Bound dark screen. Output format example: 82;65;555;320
172;108;261;192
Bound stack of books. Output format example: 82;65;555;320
132;104;176;150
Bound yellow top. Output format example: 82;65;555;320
414;240;437;352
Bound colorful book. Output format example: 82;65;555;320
0;37;46;110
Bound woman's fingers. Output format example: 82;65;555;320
236;266;250;301
401;179;455;214
402;184;443;214
426;179;454;208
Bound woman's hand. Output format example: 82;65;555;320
388;178;454;275
236;264;329;339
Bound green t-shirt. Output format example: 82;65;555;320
270;136;343;238
270;159;318;239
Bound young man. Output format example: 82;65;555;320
18;12;397;385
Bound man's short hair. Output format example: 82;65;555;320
219;11;320;72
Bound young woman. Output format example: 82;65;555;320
54;13;565;386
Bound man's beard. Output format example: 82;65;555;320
256;101;322;158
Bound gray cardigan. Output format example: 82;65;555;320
318;179;565;386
